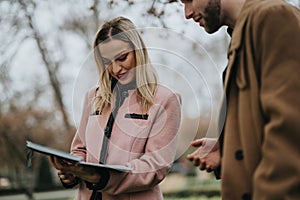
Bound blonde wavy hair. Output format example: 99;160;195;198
93;16;158;113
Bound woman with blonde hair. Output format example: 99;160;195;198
51;16;181;200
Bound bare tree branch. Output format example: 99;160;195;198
18;0;72;131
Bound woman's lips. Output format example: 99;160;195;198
117;71;129;80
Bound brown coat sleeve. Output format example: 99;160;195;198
252;4;300;199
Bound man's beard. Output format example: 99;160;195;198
204;0;221;33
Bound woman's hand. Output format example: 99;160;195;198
50;156;104;184
50;155;76;170
49;156;79;186
57;170;78;185
68;164;102;184
187;138;221;172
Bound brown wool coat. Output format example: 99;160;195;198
71;85;181;200
221;0;300;199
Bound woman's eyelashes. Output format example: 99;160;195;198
117;53;128;61
103;53;128;66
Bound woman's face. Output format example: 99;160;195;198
99;39;136;85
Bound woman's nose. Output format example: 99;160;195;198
111;61;122;74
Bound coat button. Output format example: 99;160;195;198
104;127;111;136
241;193;251;200
235;150;244;160
122;91;129;98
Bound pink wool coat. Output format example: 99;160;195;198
70;85;181;200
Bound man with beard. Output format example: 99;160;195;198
182;0;300;199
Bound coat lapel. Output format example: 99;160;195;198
224;1;252;92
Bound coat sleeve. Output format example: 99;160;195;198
252;4;300;199
101;92;182;195
70;89;95;160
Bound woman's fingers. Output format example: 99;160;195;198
57;170;76;184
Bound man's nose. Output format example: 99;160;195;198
184;3;194;19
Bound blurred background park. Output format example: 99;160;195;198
0;0;299;199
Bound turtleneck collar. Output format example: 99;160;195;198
111;78;137;93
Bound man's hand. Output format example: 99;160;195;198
187;138;221;172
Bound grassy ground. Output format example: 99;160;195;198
0;172;221;200
165;197;220;200
161;172;221;200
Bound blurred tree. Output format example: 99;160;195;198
0;87;73;180
0;91;73;200
18;0;72;131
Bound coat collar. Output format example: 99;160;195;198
224;0;254;90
